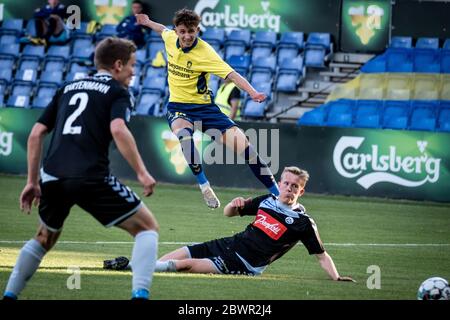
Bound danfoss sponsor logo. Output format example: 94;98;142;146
253;210;286;240
333;136;441;189
194;0;281;32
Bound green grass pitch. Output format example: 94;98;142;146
0;174;449;300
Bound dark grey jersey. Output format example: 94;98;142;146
38;73;133;178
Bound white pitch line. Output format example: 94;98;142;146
0;240;449;247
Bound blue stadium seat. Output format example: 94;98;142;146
306;32;331;50
0;59;14;72
390;36;412;49
142;77;166;94
40;71;63;86
326;99;355;127
0;43;20;59
250;56;276;85
14;69;37;84
441;50;450;73
227;55;251;76
410;100;439;131
0;69;13;84
7;95;30;108
416;37;439;50
96;24;118;42
68;62;90;73
201;28;225;48
0;34;18;45
275;56;304;92
279;32;304;51
382;101;410;129
297;108;326;126
43;59;65;72
225;44;246;60
354;100;382;128
242;98;268;118
35;84;58;99
24;19;37;38
144;66;166;79
147;40;166;61
253;30;277;48
444;39;450;51
22;45;45;60
11;83;33;96
277;46;301;65
437;107;450;131
224;30;251;60
18;58;40;71
46;45;71;62
71;21;90;39
71;45;94;62
0;19;23;36
32;95;53;108
251;46;272;62
386;48;413;72
135;48;147;66
413;48;441;73
135;92;161;116
65;71;88;81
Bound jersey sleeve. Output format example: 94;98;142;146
37;88;61;132
201;44;234;79
238;194;271;216
110;86;132;122
161;29;174;43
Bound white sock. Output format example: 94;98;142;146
154;260;177;272
131;230;158;293
4;239;46;298
199;182;210;191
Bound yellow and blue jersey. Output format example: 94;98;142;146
161;29;234;104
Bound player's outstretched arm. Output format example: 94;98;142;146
226;71;267;103
20;123;48;214
223;197;251;217
110;119;156;196
315;252;356;282
135;13;165;34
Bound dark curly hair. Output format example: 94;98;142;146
173;8;201;28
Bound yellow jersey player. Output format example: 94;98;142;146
136;9;280;209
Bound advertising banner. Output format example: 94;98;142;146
1;109;449;202
340;0;391;53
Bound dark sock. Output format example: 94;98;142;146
177;128;208;185
243;145;279;196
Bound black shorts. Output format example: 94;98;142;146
39;174;142;231
187;237;256;276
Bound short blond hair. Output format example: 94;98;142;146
281;166;310;185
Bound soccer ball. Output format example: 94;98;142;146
417;277;450;300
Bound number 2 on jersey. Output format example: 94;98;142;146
63;92;89;135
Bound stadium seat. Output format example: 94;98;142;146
382;101;410;129
413;48;441;73
201;28;225;48
147;40;166;61
96;24;118;42
354;100;382;128
0;43;20;59
227;55;251;76
224;30;251;60
22;45;45;60
65;71;88;81
390;36;412;49
441;50;450;73
0;58;14;72
24;19;38;38
441;75;450;99
7;95;30;108
437;106;450;131
415;37;439;50
253;30;277;48
18;58;40;71
443;39;450;51
297;108;326;126
250;56;276;85
385;74;411;91
46;45;71;62
135;92;162;116
242;98;268;118
359;87;383;100
413;75;439;100
0;69;13;84
72;38;93;51
0;19;23;36
359;73;386;89
142;76;166;94
71;45;94;62
386;48;413;72
70;21;90;39
0;34;18;45
43;59;65;72
40;71;63;86
326;100;355;127
385;88;411;100
135;48;147;66
68;62;90;73
279;32;304;51
14;69;37;84
275;56;304;92
409;101;439;131
144;66;166;79
251;46;273;62
304;32;332;68
11;83;33;96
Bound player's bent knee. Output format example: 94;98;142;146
35;224;60;251
118;205;159;236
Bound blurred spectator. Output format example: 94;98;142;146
33;0;69;44
215;78;242;120
116;0;147;48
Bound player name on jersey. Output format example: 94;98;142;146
64;81;111;95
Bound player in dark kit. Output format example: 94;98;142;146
3;38;159;300
104;167;355;282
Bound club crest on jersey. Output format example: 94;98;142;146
187;61;192;69
285;217;294;224
253;209;287;240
